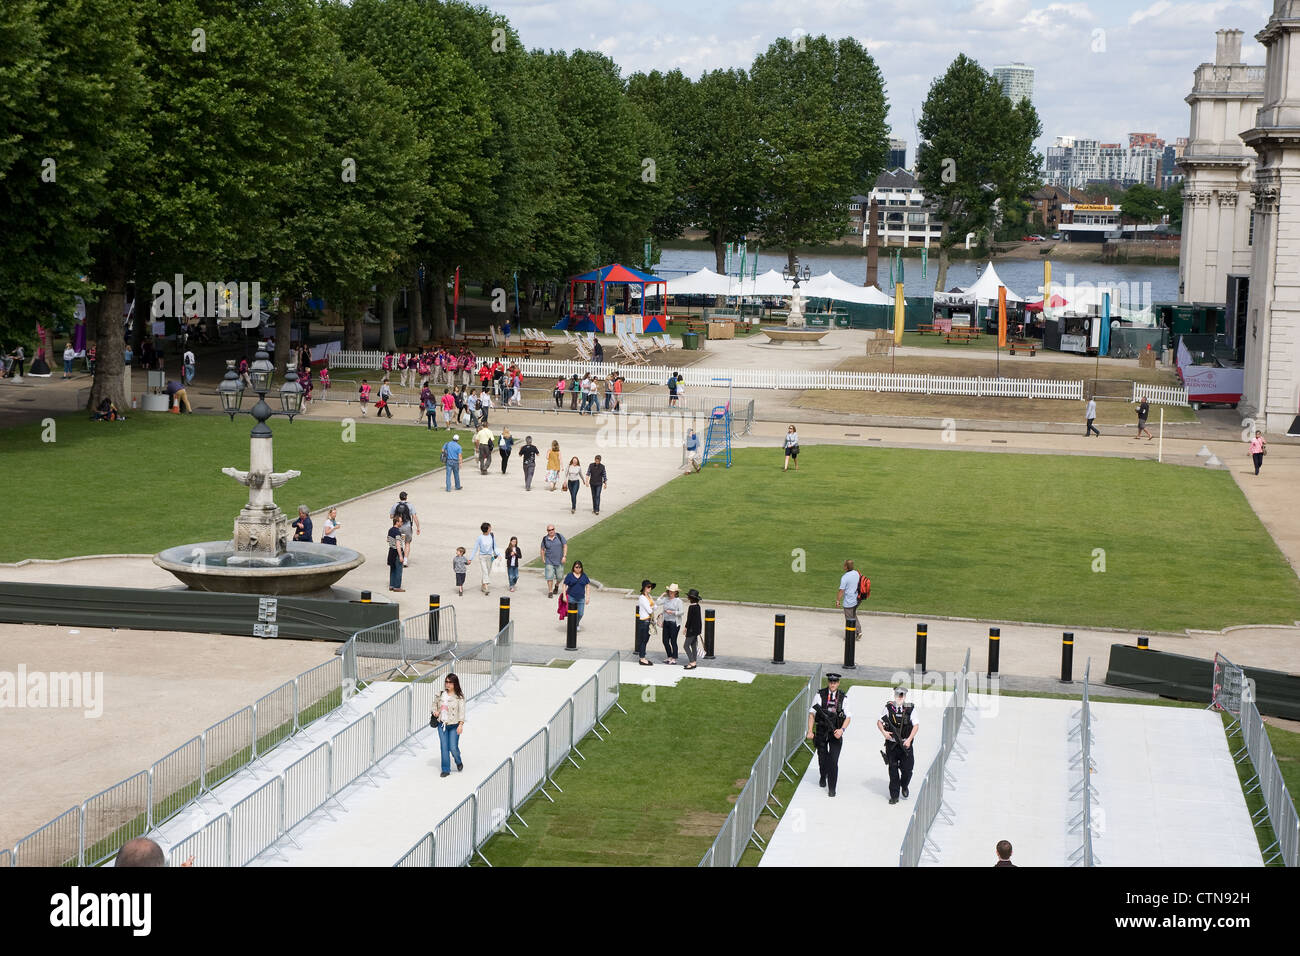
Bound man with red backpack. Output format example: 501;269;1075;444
837;559;870;641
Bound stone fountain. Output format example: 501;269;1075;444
153;348;363;595
760;264;833;347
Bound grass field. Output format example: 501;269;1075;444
0;415;441;562
560;447;1300;633
477;673;807;866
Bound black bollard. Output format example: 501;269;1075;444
915;623;928;675
843;618;857;669
428;594;440;643
703;608;716;659
498;596;510;633
1060;632;1074;683
360;590;372;604
1137;636;1150;650
988;626;1000;679
566;604;578;650
772;614;786;665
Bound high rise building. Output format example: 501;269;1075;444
887;138;907;170
992;63;1034;105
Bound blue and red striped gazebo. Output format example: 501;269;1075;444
564;263;667;333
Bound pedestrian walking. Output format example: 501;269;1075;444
292;505;313;542
878;686;919;805
320;508;340;545
540;525;567;597
546;441;562;491
808;673;851;798
389;491;420;560
563;560;591;626
441;434;463;491
377;378;394;418
452;547;468;595
554;376;566;409
467;521;500;596
429;673;465;777
61;343;74;379
387;514;408;592
1250;430;1267;475
479;388;493;426
565;456;583;513
181;346;196;385
585;454;607;514
783;425;800;471
683;428;701;472
666;371;678;407
1085;397;1100;437
358;379;371;415
474;423;494;475
441;388;455;428
498;427;514;474
519;435;540;490
569;374;580;411
612;374;623;413
838;559;864;640
658;584;683;663
635;579;656;666
504;537;522;592
421;382;437;429
1135;396;1153;440
682;588;703;668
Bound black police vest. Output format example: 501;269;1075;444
816;688;848;729
883;701;914;740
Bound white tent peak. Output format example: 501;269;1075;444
962;261;1023;303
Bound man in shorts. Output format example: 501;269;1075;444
539;525;567;598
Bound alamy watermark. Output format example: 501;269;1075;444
0;665;103;718
151;273;261;327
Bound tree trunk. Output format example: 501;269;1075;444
343;305;363;350
786;249;797;273
934;219;951;293
866;198;880;288
88;256;129;411
274;297;293;372
409;266;424;344
712;231;726;273
430;271;450;340
380;291;397;351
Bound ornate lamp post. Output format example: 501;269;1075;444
217;343;305;564
781;260;812;327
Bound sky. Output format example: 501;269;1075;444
486;0;1273;159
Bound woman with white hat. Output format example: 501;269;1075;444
658;583;683;664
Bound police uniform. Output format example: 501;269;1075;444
807;674;852;797
878;689;919;804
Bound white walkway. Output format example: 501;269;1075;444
759;686;947;867
761;691;1263;867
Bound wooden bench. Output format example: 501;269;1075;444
520;338;552;354
499;344;530;358
684;321;709;335
1008;341;1037;356
944;328;981;343
917;324;940;335
455;333;493;347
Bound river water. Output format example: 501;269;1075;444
657;247;1179;306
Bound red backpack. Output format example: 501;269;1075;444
857;572;871;600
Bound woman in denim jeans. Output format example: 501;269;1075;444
504;536;522;592
431;673;466;777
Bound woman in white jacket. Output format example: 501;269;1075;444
431;673;467;777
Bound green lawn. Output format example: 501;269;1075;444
0;414;441;562
477;674;807;866
562;447;1300;633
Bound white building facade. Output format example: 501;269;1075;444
993;63;1034;105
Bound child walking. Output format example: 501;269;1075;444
358;379;371;415
452;546;468;596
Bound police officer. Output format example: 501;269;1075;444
806;673;851;797
877;686;919;805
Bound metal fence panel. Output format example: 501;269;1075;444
546;701;573;774
452;639;496;700
394;832;434;867
572;676;598;742
13;805;82;867
168;812;230;868
433;795;476;867
150;736;202;827
512;728;548;806
81;770;151;867
1211;653;1245;716
254;680;297;757
0;849;10;867
297;658;342;730
373;686;413;763
329;714;375;794
398;607;459;669
708;811;735;868
475;759;514;846
410;660;456;735
283;742;331;834
597;653;620;716
203;706;254;790
229;777;283;867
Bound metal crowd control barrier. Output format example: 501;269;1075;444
1226;660;1300;867
7;603;470;868
898;650;973;867
0;849;10;868
433;795;477;867
283;742;334;838
1068;660;1099;867
394;832;435;867
698;665;823;867
168;813;231;867
342;608;459;684
230;778;285;865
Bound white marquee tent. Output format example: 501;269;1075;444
962;261;1024;303
802;271;894;306
664;267;732;296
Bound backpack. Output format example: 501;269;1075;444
857;572;871;600
394;501;411;523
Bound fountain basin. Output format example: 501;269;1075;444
153;541;365;595
761;327;831;345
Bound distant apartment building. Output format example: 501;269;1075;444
846;169;943;247
887;138;907;170
992;63;1034;105
1046;135;1166;189
1029;185;1085;232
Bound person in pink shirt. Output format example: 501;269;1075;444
440;387;456;427
1250;430;1267;475
358;379;371;416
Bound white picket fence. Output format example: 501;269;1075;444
1133;383;1189;406
327;352;1095;401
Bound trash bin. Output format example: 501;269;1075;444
682;331;700;350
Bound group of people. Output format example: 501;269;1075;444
631;579;705;668
382;347;523;396
553;371;624;413
436;432;610;515
808;674;919;804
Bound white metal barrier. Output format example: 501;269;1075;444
230;778;284;866
282;743;333;837
168;813;231;867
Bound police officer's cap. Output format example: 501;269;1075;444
894;686;908;696
826;673;842;682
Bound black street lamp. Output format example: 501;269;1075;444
218;342;303;434
782;260;811;289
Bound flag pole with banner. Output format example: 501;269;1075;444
997;285;1007;348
